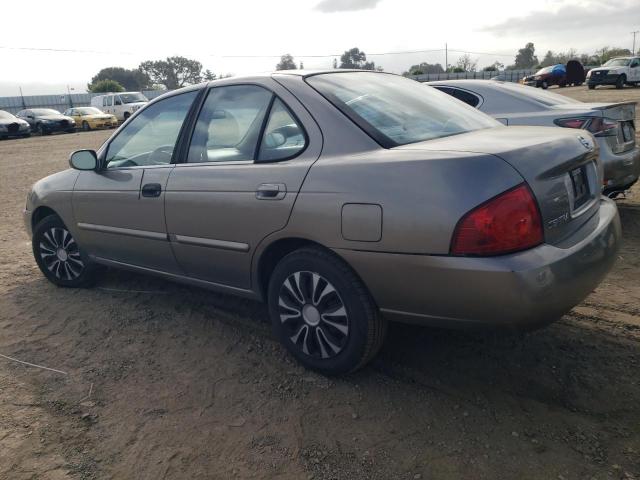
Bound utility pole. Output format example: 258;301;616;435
19;86;26;110
445;43;448;73
633;31;639;55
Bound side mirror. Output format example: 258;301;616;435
69;150;98;170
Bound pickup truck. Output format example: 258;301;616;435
587;56;640;89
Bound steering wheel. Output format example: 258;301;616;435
148;145;174;164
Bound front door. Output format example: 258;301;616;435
165;81;322;289
73;90;199;272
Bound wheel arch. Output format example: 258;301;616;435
31;206;60;230
254;237;374;305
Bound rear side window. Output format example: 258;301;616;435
452;89;481;108
188;85;272;163
258;98;306;162
188;86;307;163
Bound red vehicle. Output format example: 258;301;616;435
521;65;567;89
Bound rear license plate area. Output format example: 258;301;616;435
570;166;589;209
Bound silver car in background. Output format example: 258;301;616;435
24;71;621;374
429;80;640;196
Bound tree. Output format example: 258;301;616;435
339;47;376;70
483;61;504;72
593;47;632;65
89;79;125;93
509;42;538;69
402;62;445;76
87;67;150;92
455;54;477;72
276;54;297;71
540;50;556;67
203;69;217;81
138;56;205;90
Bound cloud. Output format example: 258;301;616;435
314;0;382;13
482;0;640;36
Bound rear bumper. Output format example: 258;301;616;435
335;197;620;330
600;143;640;192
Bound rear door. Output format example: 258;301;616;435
73;90;199;272
165;79;322;289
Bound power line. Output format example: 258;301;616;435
0;44;512;59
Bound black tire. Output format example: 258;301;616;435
268;247;387;375
32;215;100;288
588;84;596;90
36;123;50;135
616;75;625;89
541;80;548;89
82;121;90;131
66;129;76;134
123;112;130;121
21;133;31;138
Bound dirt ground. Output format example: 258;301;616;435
1;85;639;480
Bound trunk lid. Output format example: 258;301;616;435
397;126;602;246
554;101;636;153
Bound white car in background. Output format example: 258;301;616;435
90;92;148;122
587;57;640;89
429;80;640;197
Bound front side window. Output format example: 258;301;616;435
105;96;113;107
114;96;122;106
307;72;499;147
105;91;197;168
188;85;272;163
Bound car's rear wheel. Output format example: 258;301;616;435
82;121;90;131
37;123;50;135
616;75;626;89
32;215;100;288
588;84;596;90
268;247;387;375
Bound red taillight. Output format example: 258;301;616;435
554;116;617;137
555;118;588;129
451;184;543;256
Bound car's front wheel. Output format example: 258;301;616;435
268;247;387;375
541;80;548;89
82;121;90;131
616;74;626;89
32;215;100;287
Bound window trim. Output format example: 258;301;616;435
179;82;309;166
432;85;484;109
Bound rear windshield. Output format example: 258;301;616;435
76;107;103;115
493;82;581;106
31;109;60;115
306;72;499;147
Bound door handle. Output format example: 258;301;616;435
256;183;286;200
141;183;162;198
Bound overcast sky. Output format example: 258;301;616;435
1;0;638;96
